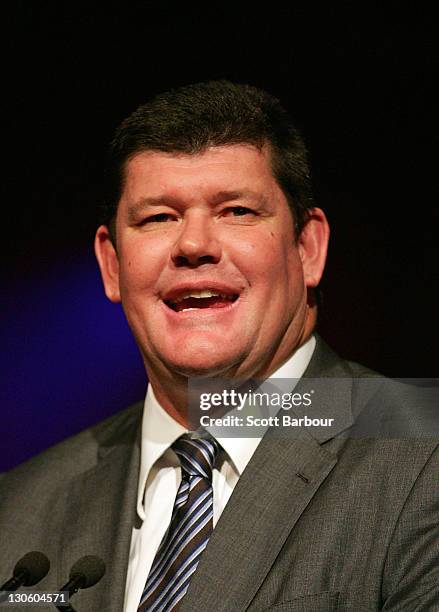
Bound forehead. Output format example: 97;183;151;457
120;144;283;202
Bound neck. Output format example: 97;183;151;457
147;369;190;427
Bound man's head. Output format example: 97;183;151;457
102;80;315;242
95;81;329;395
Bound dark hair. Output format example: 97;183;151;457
102;80;314;239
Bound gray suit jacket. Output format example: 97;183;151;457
1;337;439;611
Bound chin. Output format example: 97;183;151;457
162;347;242;378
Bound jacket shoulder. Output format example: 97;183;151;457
1;401;143;499
309;334;380;379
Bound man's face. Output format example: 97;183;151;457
96;145;327;380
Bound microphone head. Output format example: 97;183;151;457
14;551;50;586
69;555;106;589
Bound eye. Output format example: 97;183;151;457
222;206;256;217
140;213;176;224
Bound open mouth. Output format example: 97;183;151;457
164;289;239;312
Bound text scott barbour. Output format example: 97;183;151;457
199;415;335;427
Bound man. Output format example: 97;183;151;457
1;81;438;611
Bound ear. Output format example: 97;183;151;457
298;207;330;288
94;225;121;303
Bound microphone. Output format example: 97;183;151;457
0;551;50;602
54;555;105;611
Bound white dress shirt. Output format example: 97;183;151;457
124;336;316;611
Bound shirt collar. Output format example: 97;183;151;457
136;335;316;519
136;386;187;520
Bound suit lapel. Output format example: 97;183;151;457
180;432;337;612
180;336;354;612
58;406;142;612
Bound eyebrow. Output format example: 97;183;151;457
126;190;264;222
126;196;180;223
209;190;263;205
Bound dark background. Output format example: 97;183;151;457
2;3;438;471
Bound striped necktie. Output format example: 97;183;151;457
138;434;219;611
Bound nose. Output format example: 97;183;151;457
171;211;221;267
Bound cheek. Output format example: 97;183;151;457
118;238;168;292
118;257;154;296
240;254;295;306
260;238;304;303
254;233;296;275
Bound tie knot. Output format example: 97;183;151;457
172;434;218;480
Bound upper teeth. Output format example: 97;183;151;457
173;290;227;303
